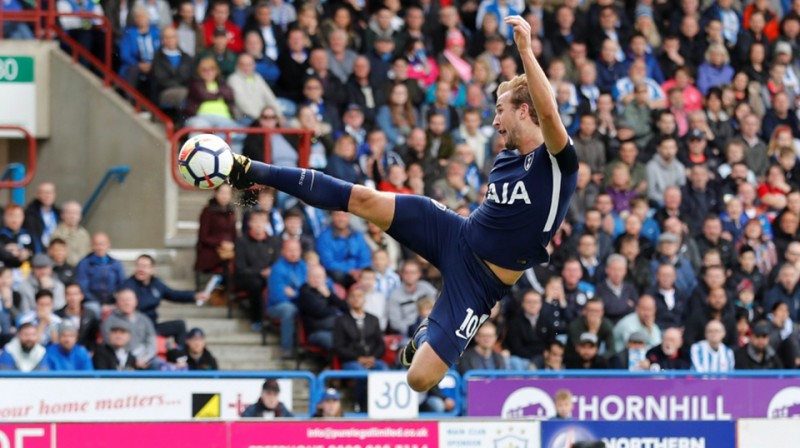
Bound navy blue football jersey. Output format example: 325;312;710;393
465;141;579;270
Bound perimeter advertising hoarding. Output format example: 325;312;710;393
737;419;800;447
540;420;735;448
0;378;293;421
232;421;439;448
466;377;800;420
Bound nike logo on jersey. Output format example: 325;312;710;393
485;181;531;205
455;308;490;340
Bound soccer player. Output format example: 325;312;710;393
226;16;577;392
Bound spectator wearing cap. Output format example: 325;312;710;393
735;321;784;369
17;254;66;313
613;295;662;353
51;201;90;267
648;264;690;329
24;183;61;252
679;131;718;172
75;232;127;317
298;264;348;350
241;379;294;418
101;289;159;370
690;320;735;372
18;290;62;346
48;239;75;285
367;34;397;88
93;319;136;370
119;7;162;100
650;232;698;296
56;283;100;352
0;319;46;371
43;321;93;371
172;328;218;370
565;332;610;369
610;331;652;370
734;278;761;324
566;299;616;359
594;254;638;324
646;327;691;370
313;388;342;418
121;255;208;347
646;136;687;206
202;0;243;52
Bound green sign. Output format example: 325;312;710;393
0;56;34;83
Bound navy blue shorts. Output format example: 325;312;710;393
386;195;510;366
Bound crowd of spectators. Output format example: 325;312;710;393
181;0;800;376
0;184;217;372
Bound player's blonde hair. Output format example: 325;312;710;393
497;75;539;124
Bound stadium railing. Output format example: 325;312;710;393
317;370;462;418
171;127;314;190
82;165;131;221
0;125;37;191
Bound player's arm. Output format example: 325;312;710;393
505;16;569;155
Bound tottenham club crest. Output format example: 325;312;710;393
524;153;534;171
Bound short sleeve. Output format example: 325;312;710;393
553;138;579;175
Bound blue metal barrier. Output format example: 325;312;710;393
1;163;25;205
82;166;130;221
317;370;462;418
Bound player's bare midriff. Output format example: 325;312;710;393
483;260;524;286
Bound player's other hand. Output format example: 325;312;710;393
504;15;532;53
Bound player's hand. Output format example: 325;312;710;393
504;15;532;53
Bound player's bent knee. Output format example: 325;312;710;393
406;369;439;393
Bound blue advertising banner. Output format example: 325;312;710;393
541;420;735;448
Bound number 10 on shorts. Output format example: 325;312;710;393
368;372;419;419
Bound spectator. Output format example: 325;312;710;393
2;0;34;39
531;340;566;370
235;208;281;331
56;0;104;60
24;183;60;251
51;201;90;266
0;266;19;341
735;321;784;369
735;113;770;178
371;249;399;299
333;287;387;408
697;43;735;95
594;254;638;324
690;320;735;372
610;331;653;370
300;76;342;133
185;57;240;129
345;56;386;125
55;283;99;352
242;31;280;87
48;239;75;285
119;7;161;99
764;263;800;323
646;136;687;205
553;389;574;419
174;1;204;57
387;260;438;335
650;232;698;296
194;185;236;291
740;218;778;275
325;28;358;84
275;28;309;103
0;204;37;259
685;286;738;348
290;105;335;170
649;264;689;329
377;83;419;149
613;294;662;352
18;254;66;312
457;320;507;374
202;0;243;52
174;327;218;370
18;290;62;346
567;299;615;358
152;26;193;110
280;209;315;255
43;321;93;371
432;158;478;210
0;320;46;371
297;264;348;350
267;239;307;359
360;269;388;332
76;232;125;317
653;186;687;231
567;164;600;226
565;332;610;369
313;388;343;418
317;211;371;288
92;319;136;370
101;289;159;370
121;255;207;346
242;106;297;167
505;290;556;370
241;379;294;418
325;134;365;185
696;215;736;269
227;54;282;125
646;327;691;370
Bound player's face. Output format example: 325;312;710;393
493;93;526;150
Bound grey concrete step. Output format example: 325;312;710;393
204;332;265;346
207;344;275;361
158;303;230;320
183;318;251;336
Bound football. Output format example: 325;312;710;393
177;134;234;189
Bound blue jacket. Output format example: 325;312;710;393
267;258;307;307
121;276;195;325
696;63;734;95
625;54;664;84
650;256;698;297
316;228;372;274
764;284;800;323
596;60;628;94
43;344;94;371
75;254;127;305
119;25;161;77
0;227;41;254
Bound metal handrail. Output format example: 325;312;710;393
82;165;131;220
0;125;37;188
171;127;314;190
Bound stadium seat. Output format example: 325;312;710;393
295;317;329;369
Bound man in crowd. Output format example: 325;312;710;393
690;320;735;372
241;379;294;418
43;320;94;371
267;239;307;359
76;232;126;317
646;327;690;370
168;328;219;370
458;320;508;373
297;264;348;350
24;182;61;251
505;290;556;370
101;289;159;370
93;319;136;370
735;321;783;369
0;319;46;371
55;283;99;352
17;254;66;312
316;211;372;288
387;260;438;335
613;295;662;352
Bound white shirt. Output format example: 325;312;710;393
690;340;735;372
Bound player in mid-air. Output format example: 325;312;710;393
226;17;577;391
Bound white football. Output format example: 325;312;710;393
177;134;234;189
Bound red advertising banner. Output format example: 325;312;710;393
0;424;52;448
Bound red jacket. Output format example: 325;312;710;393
194;199;237;272
202;20;243;53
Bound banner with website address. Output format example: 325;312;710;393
466;377;800;420
0;378;294;422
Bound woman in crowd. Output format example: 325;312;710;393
194;185;237;290
376;83;418;149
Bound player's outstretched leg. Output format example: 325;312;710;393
228;154;352;211
400;319;450;392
